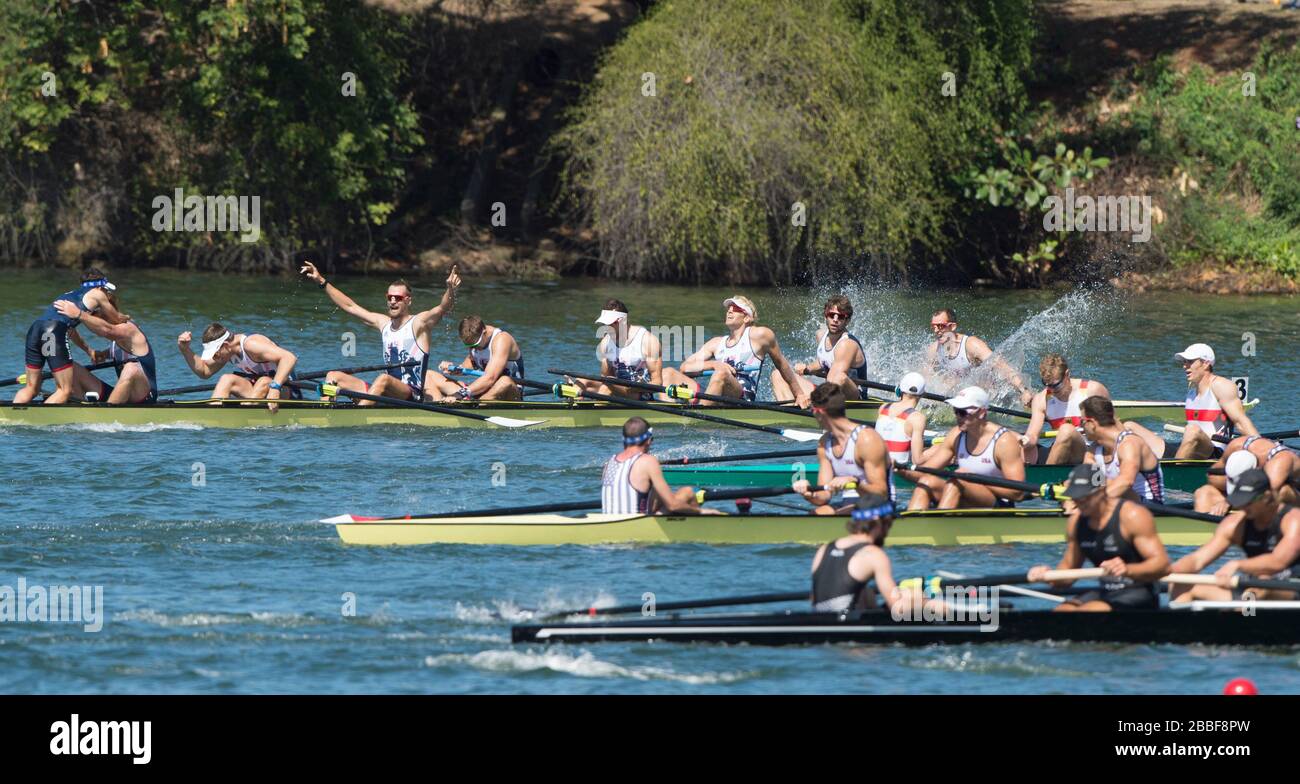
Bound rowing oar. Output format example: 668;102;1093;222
939;567;1300;595
1;360;116;388
549;368;875;424
511;376;824;442
545;590;808;620
660;447;817;466
1166;424;1299;444
324;484;836;523
851;376;1031;420
157;360;419;397
287;380;543;428
445;367;554;397
906;464;1224;524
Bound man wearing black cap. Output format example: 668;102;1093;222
1028;463;1169;611
1169;468;1300;604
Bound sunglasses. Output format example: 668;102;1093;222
930;322;955;332
727;305;749;316
1042;377;1065;390
386;294;409;303
824;311;849;321
952;407;978;419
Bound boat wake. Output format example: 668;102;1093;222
423;648;756;685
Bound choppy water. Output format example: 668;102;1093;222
2;268;1298;693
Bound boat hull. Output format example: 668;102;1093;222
332;508;1213;547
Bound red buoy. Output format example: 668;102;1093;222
1223;678;1258;696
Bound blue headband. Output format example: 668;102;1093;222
623;427;654;446
851;500;896;523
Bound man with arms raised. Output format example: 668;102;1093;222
299;261;460;405
601;417;715;515
1029;463;1170;611
661;295;809;408
1170;468;1300;604
15;269;126;405
910;386;1026;510
178;324;299;413
792;383;893;514
1194;437;1300;515
425;315;524;401
571;299;664;399
51;297;159;404
1175;343;1256;459
772;294;869;402
1079;397;1165;503
925;307;1032;403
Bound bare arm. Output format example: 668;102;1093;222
300;261;388;329
856;431;891;498
678;337;722;374
1108;436;1144;500
919;429;958;469
753;327;809;407
412;265;461;333
1234;515;1300;576
967;337;1030;399
642;331;664;387
1116;505;1170;582
642;457;695;513
177;331;219;379
907;411;928;465
464;332;516;396
1170;516;1238;574
1213;376;1257;436
1021;391;1048;444
992;431;1027;500
242;334;297;387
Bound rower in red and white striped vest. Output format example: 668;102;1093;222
1195;436;1300;514
773;294;869;402
1175;343;1257;459
1170;468;1300;604
873;372;929;467
910;385;1027;510
1021;353;1111;465
793;383;893;514
600;417;706;515
1079;396;1165;503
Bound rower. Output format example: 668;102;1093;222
14;269;125;405
178;324;299;413
299;261;460;405
1079;397;1165;503
51;297;158;404
660;295;809;408
425;316;525;401
1195;436;1300;515
792;382;892;514
601;417;710;514
1170;468;1300;604
772;294;869;402
924;307;1032;404
1021;353;1109;464
873;372;930;469
1028;463;1171;611
1175;343;1257;459
572;299;664;399
910;386;1026;510
810;493;906;612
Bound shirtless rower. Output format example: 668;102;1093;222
810;493;915;614
14;269;126;405
873;372;930;472
425;316;524;402
299;261;460;405
772;294;869;402
1175;343;1257;459
660;295;809;408
51;298;159;404
1079;397;1165;503
1028;463;1170;612
571;299;664;399
178;324;299;414
1170;468;1300;604
1195;436;1300;515
600;417;715;515
910;385;1026;510
792;383;893;515
924;308;1032;404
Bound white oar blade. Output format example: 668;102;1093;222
780;428;823;443
320;514;356;524
486;416;545;428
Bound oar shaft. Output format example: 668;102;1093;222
940;568;1104;588
551;591;808;619
908;464;1036;494
550;368;817;418
660;448;817;466
286;380;516;425
158;361;419;397
1163;573;1300;593
855;378;1029;419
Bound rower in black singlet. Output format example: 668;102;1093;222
1073;499;1160;610
1240;503;1300;580
811;540;874;611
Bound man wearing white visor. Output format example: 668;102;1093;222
572;298;664;400
178;323;299;414
1195;435;1300;515
1175;343;1257;459
911;385;1026;510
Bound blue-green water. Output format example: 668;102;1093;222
2;268;1298;693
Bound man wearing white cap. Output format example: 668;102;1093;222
1175;343;1257;459
573;298;664;399
178;323;299;413
772;294;869;402
661;294;809;408
1194;435;1299;515
1169;467;1300;604
910;385;1026;510
873;372;930;469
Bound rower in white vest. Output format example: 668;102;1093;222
178;323;299;414
924;307;1032;404
1174;343;1257;459
911;385;1026;510
600;417;709;515
1079;396;1165;503
772;294;870;402
793;383;893;514
571;299;664;400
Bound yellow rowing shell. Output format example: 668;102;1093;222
329;508;1213;547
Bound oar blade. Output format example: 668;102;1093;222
780;428;823;443
485;416;545;428
320;514;356;524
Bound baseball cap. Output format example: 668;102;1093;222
1224;450;1259;480
1061;462;1106;499
1175;343;1215;365
897;372;926;396
1227;468;1270;508
945;386;989;410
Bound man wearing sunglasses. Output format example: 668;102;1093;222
300;261;461;405
1078;397;1165;503
661;295;809;408
924;308;1032;404
792;383;893;514
909;385;1026;510
1175;343;1257;459
425;314;525;401
772;294;869;403
1020;353;1110;464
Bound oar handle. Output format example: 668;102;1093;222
940;568;1104;588
1163;573;1300;592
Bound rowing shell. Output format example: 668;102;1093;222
512;606;1300;647
328;508;1213;547
663;459;1215;494
0;397;1245;430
